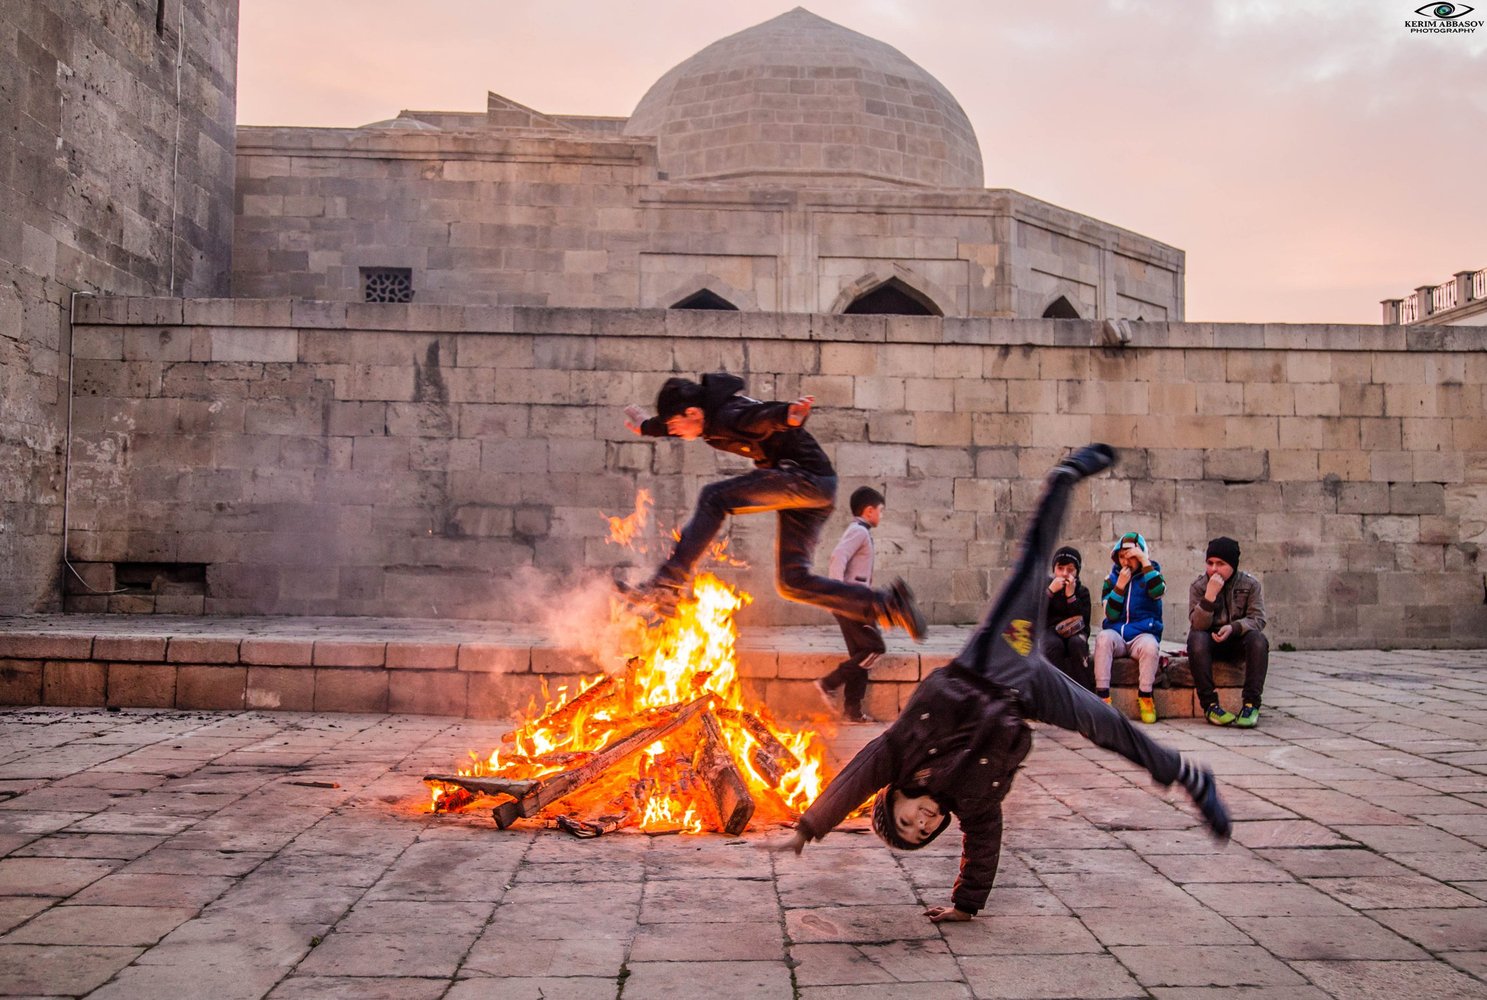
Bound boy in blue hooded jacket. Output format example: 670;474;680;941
1093;531;1165;723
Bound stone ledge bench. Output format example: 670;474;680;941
0;617;1214;720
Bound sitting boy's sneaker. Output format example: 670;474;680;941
1206;704;1236;726
813;678;838;714
1138;695;1157;724
881;578;926;642
1177;759;1231;842
1235;703;1260;728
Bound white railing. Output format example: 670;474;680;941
1399;297;1419;323
1432;282;1458;313
1475;268;1487;302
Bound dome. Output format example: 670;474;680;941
623;8;983;189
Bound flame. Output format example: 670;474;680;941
604;488;653;549
429;513;829;831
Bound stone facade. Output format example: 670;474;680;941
230;9;1183;323
63;299;1487;649
0;0;238;612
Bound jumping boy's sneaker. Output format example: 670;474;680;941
813;678;839;714
1177;759;1231;842
843;709;878;724
1234;703;1260;728
881;578;927;642
1138;695;1157;724
1206;704;1236;726
614;577;683;622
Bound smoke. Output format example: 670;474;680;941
498;564;644;676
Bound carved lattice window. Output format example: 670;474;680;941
362;267;414;303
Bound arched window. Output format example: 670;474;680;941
1042;296;1080;319
670;289;739;311
843;278;941;316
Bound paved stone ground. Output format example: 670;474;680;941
1;648;1485;999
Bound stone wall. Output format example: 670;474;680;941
232;126;1183;321
60;299;1486;648
0;1;238;613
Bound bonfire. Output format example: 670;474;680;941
424;491;828;835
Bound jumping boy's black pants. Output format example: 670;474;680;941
656;466;882;625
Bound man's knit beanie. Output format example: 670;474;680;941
1206;536;1241;570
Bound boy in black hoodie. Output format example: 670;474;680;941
623;373;924;639
1042;546;1093;690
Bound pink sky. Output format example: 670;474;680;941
236;0;1485;324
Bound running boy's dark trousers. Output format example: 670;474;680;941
949;444;1182;786
821;615;886;713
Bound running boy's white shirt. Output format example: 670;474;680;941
828;518;874;586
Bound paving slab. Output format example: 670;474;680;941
0;648;1484;997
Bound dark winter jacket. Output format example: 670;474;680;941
638;372;834;476
1188;570;1267;637
1044;579;1091;640
795;664;1032;914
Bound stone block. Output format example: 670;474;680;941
531;647;605;676
176;666;247;710
106;663;177;708
735;650;778;679
871;653;918;682
1204;450;1266;483
246;666;315;711
386;642;459;670
775;651;840;680
314;641;386;667
240;638;314;666
40;660;106;706
0;660;43;705
390;671;468;716
467;672;549;719
0;634;93;660
1390;483;1444;515
165;637;240;664
314;668;389;713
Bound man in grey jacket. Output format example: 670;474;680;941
1188;536;1269;728
815;487;887;722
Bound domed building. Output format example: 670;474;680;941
233;8;1183;321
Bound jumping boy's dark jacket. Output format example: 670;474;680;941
794;664;1031;914
637;372;833;476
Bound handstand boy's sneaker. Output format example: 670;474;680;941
881;578;927;642
1138;695;1157;724
1056;443;1118;481
1206;704;1236;726
1235;703;1260;728
1177;759;1231;842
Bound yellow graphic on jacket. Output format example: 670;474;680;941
1001;619;1032;656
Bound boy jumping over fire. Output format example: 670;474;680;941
623;372;925;640
778;444;1231;923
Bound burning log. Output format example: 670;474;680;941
492;696;711;829
502;675;618;743
692;713;755;836
424;774;539;800
715;707;799;786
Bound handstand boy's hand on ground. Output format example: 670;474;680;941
767;829;808;855
623;404;648;434
924;905;974;923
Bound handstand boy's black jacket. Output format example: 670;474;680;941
638;372;834;477
794;664;1032;914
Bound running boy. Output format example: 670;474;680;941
623;373;924;639
815;486;888;722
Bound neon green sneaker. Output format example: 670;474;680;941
1235;704;1260;728
1206;704;1236;726
1138;696;1157;724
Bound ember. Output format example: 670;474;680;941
425;494;828;835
